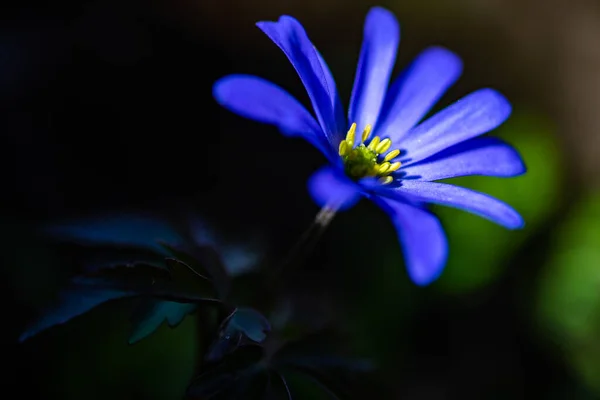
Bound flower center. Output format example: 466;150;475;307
338;123;401;184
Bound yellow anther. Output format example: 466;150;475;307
367;136;381;151
345;123;357;146
383;149;400;162
340;122;401;182
375;138;392;154
361;124;372;143
378;162;391;174
379;176;393;185
388;161;401;173
339;140;349;156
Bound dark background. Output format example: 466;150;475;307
3;0;600;398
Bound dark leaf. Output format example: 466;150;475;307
205;329;243;363
205;308;271;362
20;263;220;341
19;287;130;342
56;243;168;272
186;368;236;399
158;241;230;299
71;260;218;300
271;330;375;399
227;307;271;343
187;216;264;277
43;215;183;253
128;299;197;344
187;344;265;398
164;257;218;299
158;242;213;278
265;371;293;400
287;368;350;400
222;368;268;400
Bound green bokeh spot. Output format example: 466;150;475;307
434;111;564;293
537;192;600;394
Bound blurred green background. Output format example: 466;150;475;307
3;0;600;398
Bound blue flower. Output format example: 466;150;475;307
213;7;525;285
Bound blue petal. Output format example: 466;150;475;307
400;89;512;165
315;48;346;136
257;16;342;143
380;181;524;229
374;197;448;286
307;166;362;211
213;75;335;162
348;7;400;132
401;137;526;181
375;46;463;142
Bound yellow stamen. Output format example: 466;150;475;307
339;140;349;156
361;124;372;143
378;162;391;174
388;161;401;173
375;138;392;154
379;176;393;185
345;123;357;147
367;136;381;151
340;121;402;186
383;149;400;162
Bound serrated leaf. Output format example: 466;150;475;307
159;242;230;299
20;263;220;341
204;308;271;362
128;300;197;344
227;308;271;343
19;287;130;342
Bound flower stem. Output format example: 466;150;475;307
269;205;336;283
